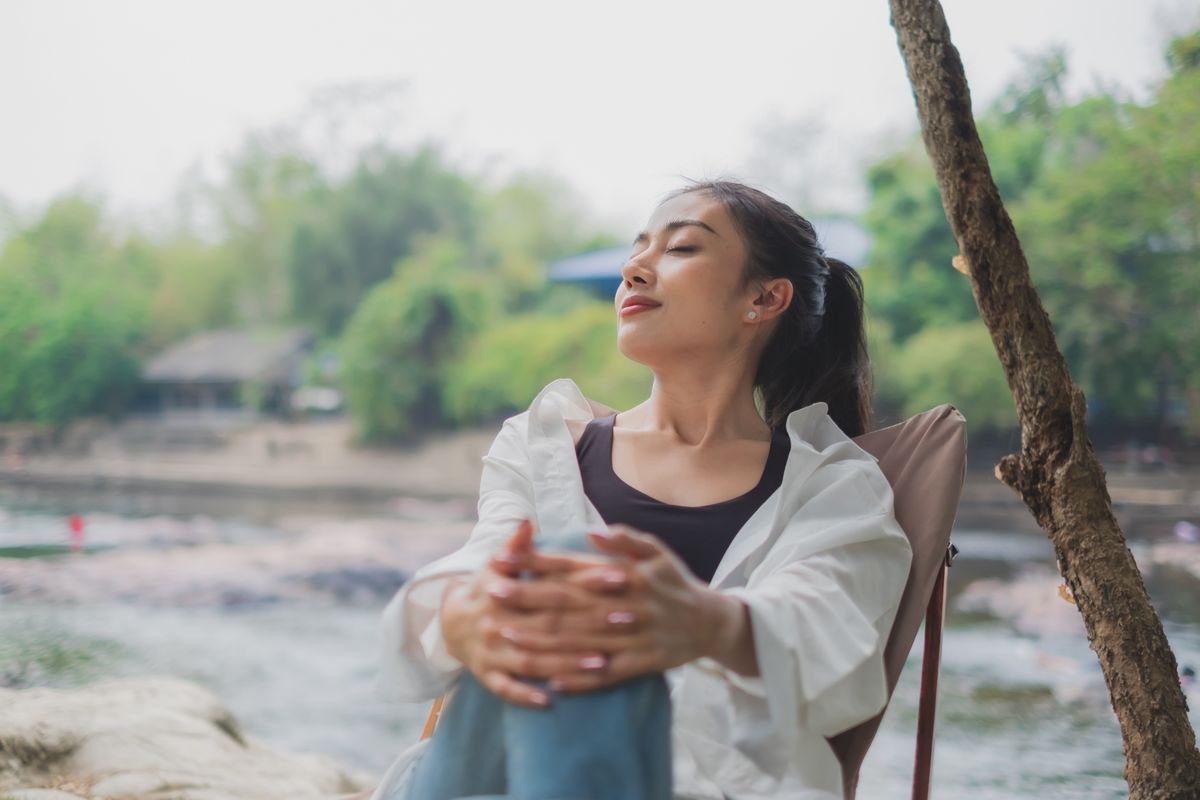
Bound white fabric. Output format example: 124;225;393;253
371;378;913;800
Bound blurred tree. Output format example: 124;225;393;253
863;50;1064;343
863;313;908;425
338;235;494;442
1014;39;1199;429
0;196;146;425
136;231;240;350
892;323;1016;429
443;303;651;424
209;130;327;325
475;170;603;314
288;144;481;336
862;36;1200;431
861;143;976;341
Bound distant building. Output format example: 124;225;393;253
140;328;313;416
546;216;872;296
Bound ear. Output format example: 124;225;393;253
751;278;793;321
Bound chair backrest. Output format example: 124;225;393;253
829;404;968;797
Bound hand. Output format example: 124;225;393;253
488;524;753;693
439;519;627;708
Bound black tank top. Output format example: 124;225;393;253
574;413;790;583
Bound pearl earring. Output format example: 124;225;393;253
747;310;758;320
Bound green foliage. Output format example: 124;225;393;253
862;32;1200;431
1013;40;1200;423
289;144;482;336
338;235;496;442
210;131;328;324
0;197;146;426
139;232;240;350
1167;31;1200;73
890;323;1016;429
864;313;905;424
475;171;600;314
443;304;652;424
0;130;618;433
8;37;1195;438
861;145;976;341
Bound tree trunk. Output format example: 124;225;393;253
887;1;1200;796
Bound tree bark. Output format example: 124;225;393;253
887;1;1200;796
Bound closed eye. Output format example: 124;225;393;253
666;246;695;254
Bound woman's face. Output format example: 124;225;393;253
615;191;758;369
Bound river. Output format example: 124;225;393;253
1;496;1197;798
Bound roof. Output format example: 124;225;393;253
142;328;312;384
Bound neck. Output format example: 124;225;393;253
620;363;771;447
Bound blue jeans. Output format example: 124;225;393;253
400;529;673;800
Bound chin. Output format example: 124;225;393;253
615;332;662;369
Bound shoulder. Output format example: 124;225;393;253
565;418;588;448
777;407;899;532
529;377;619;448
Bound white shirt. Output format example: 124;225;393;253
371;377;913;800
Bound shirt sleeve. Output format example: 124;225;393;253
702;457;913;740
373;411;537;703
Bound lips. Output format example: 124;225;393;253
619;298;661;317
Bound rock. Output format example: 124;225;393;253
0;676;371;800
955;567;1086;638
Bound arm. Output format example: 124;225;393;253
721;523;911;736
373;412;538;702
700;591;760;677
716;462;913;739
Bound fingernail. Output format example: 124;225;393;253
531;691;551;705
601;571;626;585
493;553;520;565
500;627;519;642
488;585;512;599
581;655;607;670
588;530;615;540
607;611;636;625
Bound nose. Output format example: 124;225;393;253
620;249;655;287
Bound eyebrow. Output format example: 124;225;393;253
631;218;720;247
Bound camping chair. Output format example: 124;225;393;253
414;404;967;800
829;403;966;799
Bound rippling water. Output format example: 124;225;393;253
1;500;1197;798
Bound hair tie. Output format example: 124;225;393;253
811;257;831;318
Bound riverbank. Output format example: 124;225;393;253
2;417;1197;536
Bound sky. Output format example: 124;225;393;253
1;0;1195;236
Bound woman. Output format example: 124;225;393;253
370;179;913;800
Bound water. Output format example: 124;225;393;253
1;502;1198;797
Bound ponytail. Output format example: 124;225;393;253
753;257;871;437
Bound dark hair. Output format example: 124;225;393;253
660;179;872;437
